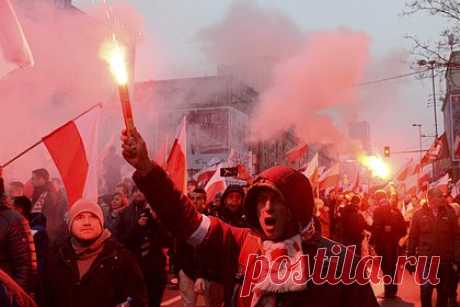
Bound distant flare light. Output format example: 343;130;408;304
358;154;391;180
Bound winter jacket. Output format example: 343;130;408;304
28;213;48;278
335;205;367;247
41;238;148;307
407;204;460;262
0;268;37;307
0;205;37;294
218;185;249;228
115;202;171;277
370;204;407;252
31;183;60;242
133;164;379;307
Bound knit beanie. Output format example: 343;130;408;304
67;199;104;231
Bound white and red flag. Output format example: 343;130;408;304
395;159;414;182
193;164;217;188
303;153;319;184
286;143;308;164
205;163;226;202
418;164;433;187
429;173;449;194
165;117;187;192
319;163;340;191
0;0;34;78
420;135;443;167
42;105;101;206
405;172;418;196
351;168;360;192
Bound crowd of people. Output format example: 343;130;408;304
0;129;458;307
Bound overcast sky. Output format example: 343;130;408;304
75;0;449;166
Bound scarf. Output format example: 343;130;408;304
71;229;112;279
251;220;315;307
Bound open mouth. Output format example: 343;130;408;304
264;216;277;226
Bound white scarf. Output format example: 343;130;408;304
251;221;315;307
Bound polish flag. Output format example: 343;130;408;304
0;0;34;78
405;173;418;196
351;168;360;192
429;173;449;194
194;165;217;188
418;164;433;187
165;117;187;192
420;136;442;167
319;163;340;191
205;164;226;202
286;143;308;164
303;153;319;184
42;105;101;206
396;159;414;182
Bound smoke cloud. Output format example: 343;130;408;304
0;1;146;181
251;30;370;144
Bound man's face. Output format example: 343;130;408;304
31;174;46;188
224;191;243;213
71;212;102;241
111;194;124;210
428;190;444;209
190;192;206;212
256;188;291;241
8;185;23;198
132;190;146;204
114;184;128;197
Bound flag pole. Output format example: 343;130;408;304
1;103;103;168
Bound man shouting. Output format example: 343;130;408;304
121;129;378;307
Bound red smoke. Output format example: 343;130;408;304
250;30;371;145
0;1;145;181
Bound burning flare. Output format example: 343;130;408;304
100;36;128;85
358;154;391;180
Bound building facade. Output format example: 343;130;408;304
442;51;460;180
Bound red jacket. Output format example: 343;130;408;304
134;164;378;307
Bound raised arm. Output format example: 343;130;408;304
120;129;248;249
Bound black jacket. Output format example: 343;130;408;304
41;238;148;307
370;204;406;252
115;202;171;277
0;205;36;294
335;205;367;247
407;204;460;262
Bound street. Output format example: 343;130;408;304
160;270;459;307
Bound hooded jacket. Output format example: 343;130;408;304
134;164;379;307
219;185;248;228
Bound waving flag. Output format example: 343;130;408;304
396;159;414;182
303;153;319;183
319;163;340;191
286;143;308;164
0;0;34;78
165;117;187;192
43;105;101;206
205;164;226;202
429;173;449;194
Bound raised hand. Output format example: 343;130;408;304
121;129;153;176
